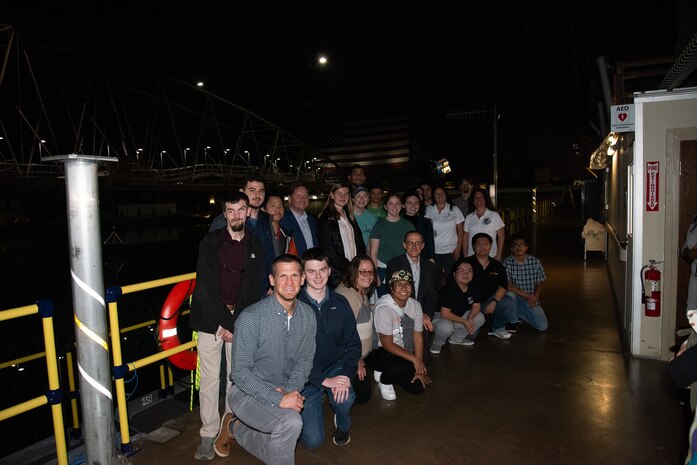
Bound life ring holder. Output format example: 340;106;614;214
158;279;197;371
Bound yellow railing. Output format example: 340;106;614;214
106;272;197;454
0;301;68;465
1;271;198;460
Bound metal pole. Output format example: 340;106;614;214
44;154;119;465
492;102;498;206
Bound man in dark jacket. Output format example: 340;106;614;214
189;191;266;460
297;248;361;448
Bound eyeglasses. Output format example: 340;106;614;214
405;241;423;247
455;268;473;274
305;267;329;277
357;270;375;276
512;244;527;248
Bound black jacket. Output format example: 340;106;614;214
189;228;266;334
386;253;438;318
318;212;366;287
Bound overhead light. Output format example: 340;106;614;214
318;55;328;65
197;81;204;87
432;158;451;176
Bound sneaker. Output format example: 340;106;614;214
506;323;519;333
373;370;382;383
195;437;215;461
213;412;236;458
377;381;397;401
332;414;351;446
488;329;512;340
429;342;442;354
448;336;475;346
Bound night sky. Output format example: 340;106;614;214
4;1;693;185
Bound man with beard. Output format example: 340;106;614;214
210;174;274;290
189;191;266;460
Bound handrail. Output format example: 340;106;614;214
1;272;198;461
107;272;197;455
0;302;68;465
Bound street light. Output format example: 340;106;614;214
184;147;190;165
160;150;166;169
39;139;46;158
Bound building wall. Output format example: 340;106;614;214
631;89;697;359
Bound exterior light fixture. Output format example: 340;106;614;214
318;55;328;65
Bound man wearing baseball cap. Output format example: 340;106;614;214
365;269;428;400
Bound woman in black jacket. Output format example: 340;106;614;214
318;182;366;287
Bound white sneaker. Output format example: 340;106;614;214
448;336;475;346
373;370;382;383
377;381;397;401
488;329;512;340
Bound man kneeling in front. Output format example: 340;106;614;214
214;254;317;465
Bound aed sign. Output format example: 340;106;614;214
611;104;634;132
646;161;659;212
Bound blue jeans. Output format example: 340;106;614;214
299;360;356;449
507;291;548;331
473;292;518;336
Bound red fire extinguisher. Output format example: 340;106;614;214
641;260;661;317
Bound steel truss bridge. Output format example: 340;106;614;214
0;25;338;189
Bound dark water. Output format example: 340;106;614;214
0;221;209;457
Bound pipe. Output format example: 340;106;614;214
46;153;119;465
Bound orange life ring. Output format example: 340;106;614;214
158;279;197;371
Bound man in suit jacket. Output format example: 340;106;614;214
280;182;319;256
386;230;438;364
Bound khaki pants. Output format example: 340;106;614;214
197;328;232;437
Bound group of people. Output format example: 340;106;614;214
187;165;550;464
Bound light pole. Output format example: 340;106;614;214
184;147;190;166
39;139;46;159
160;151;166;170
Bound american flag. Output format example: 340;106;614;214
314;115;410;168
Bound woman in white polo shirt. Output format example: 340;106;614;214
461;187;505;261
424;185;464;286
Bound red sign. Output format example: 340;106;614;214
646;162;659;212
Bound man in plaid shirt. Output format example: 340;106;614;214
502;237;549;331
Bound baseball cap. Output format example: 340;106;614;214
388;269;414;285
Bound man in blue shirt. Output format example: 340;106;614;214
280;182;319;256
297;248;361;447
502;236;548;331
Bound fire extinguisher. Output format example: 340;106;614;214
641;260;662;317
